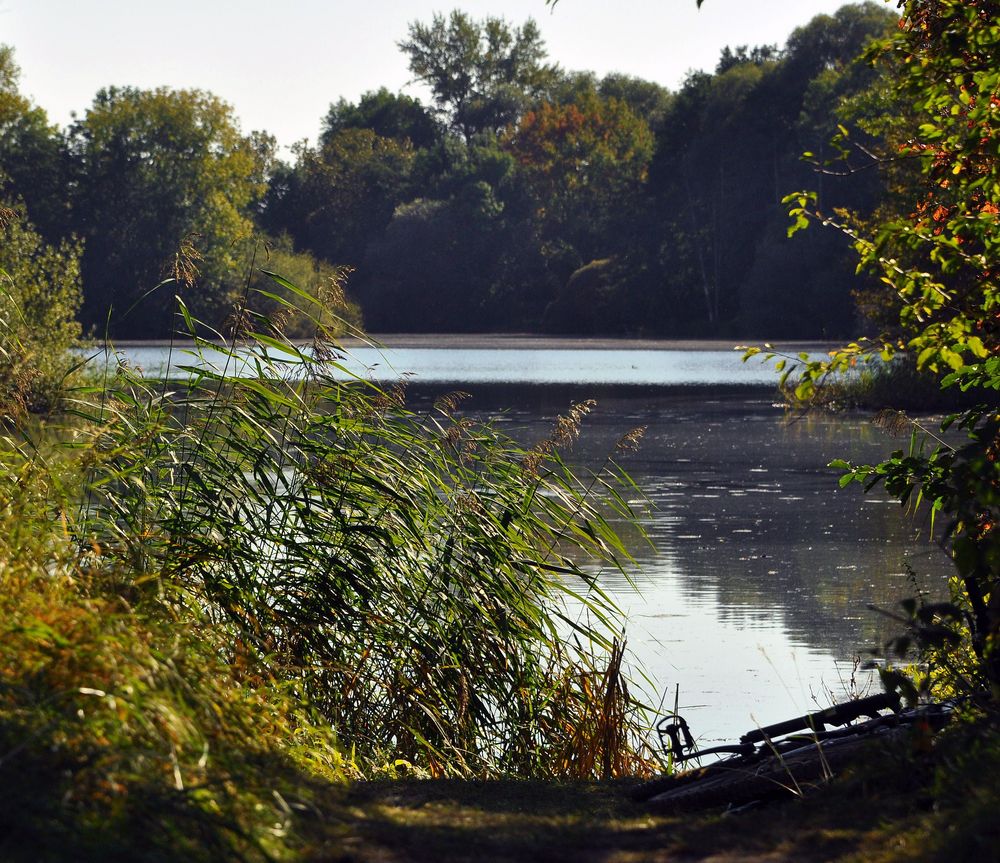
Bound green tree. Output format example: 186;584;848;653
784;2;898;77
596;73;673;133
263;128;414;268
360;156;527;331
770;0;1000;696
68;86;268;338
321;88;440;150
0;46;69;242
399;11;558;143
715;44;779;75
642;4;893;335
649;64;779;330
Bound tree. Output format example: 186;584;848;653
770;0;1000;696
321;88;440;150
262;128;414;267
784;2;899;77
647;62;785;331
715;44;780;75
597;73;673;133
641;5;893;335
0;46;69;242
68;86;268;338
399;11;558;142
359;139;538;332
361;195;488;331
504;92;653;263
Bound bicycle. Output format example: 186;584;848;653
630;691;952;812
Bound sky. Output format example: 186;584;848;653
3;0;882;153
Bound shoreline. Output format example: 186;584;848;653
92;333;839;353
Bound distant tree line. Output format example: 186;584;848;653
0;3;897;339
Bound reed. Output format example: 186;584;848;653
0;271;654;855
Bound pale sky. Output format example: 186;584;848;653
3;1;886;153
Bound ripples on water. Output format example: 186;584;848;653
432;385;952;745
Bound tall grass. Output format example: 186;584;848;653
0;269;654;855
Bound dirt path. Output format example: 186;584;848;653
329;778;884;863
298;716;1000;863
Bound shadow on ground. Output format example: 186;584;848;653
299;720;1000;863
331;777;874;863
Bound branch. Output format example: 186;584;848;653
806;143;923;177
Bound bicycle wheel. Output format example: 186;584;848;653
645;728;903;813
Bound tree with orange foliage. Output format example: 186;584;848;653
504;92;653;259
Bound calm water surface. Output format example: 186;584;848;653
110;342;952;747
96;339;830;386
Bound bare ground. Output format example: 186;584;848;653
301;719;1000;863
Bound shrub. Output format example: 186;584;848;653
0;432;352;862
0;205;83;415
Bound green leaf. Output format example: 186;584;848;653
14;619;72;648
259;269;317;305
916;346;937;369
794;379;815;401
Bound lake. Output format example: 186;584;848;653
107;337;953;749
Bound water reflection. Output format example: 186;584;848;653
442;385;952;745
92;343;830;387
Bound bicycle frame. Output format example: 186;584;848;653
657;691;903;764
635;696;954;810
